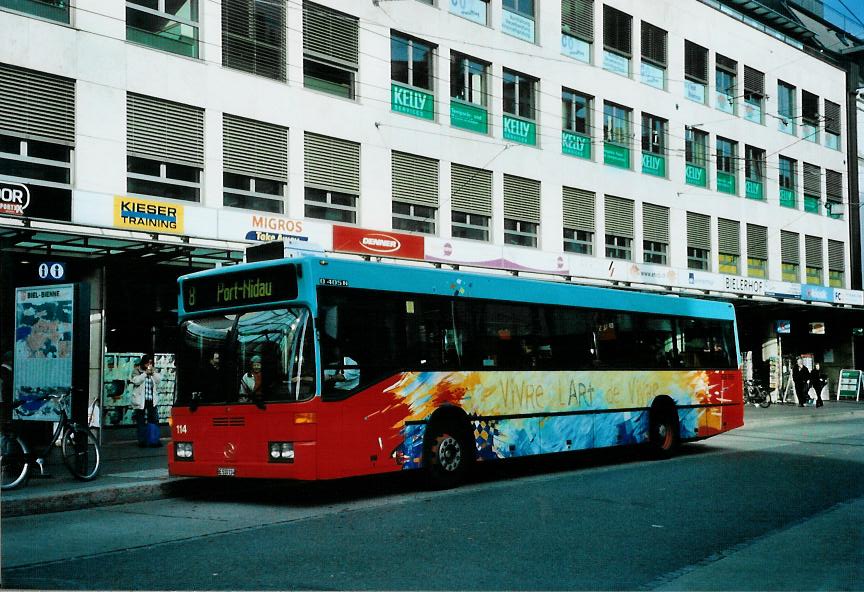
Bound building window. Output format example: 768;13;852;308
563;186;595;255
561;0;593;63
747;224;768;279
451;163;492;241
781;230;800;283
450;52;489;133
303;1;358;99
743;66;764;124
126;0;199;58
605;235;632;260
304;132;359;223
828;239;844;288
718;218;740;275
503;174;540;247
684;40;707;104
0;134;73;212
803;162;821;215
603;102;631;169
779;156;796;208
502;0;535;43
644;241;667;265
825;100;841;150
642;203;668;265
777;81;796;135
222;0;286;81
502;69;538;145
641;113;666;177
687;212;711;271
744;145;765;200
452;211;490;241
826;170;843;219
562;88;592;159
716;136;737;195
391;151;438;234
602;5;632;76
391;33;434;91
685;126;708;187
223;115;287;213
802;90;820;143
715;55;737;114
640;22;667;89
127;93;203;203
805;234;823;285
0;0;69;22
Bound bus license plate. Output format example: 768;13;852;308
217;467;236;477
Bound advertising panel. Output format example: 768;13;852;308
0;181;71;222
13;284;74;421
113;196;185;233
333;226;424;260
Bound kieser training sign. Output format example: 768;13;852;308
113;196;185;234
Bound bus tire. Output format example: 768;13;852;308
423;417;472;489
648;402;679;458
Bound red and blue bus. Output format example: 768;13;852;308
169;251;743;487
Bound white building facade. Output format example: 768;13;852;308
0;0;862;410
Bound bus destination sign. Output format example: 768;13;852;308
182;266;298;312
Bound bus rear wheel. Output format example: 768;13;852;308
423;419;472;489
649;405;679;458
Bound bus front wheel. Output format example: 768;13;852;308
423;419;472;489
649;404;679;458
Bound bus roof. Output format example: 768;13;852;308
179;254;737;321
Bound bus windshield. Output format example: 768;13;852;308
175;307;316;406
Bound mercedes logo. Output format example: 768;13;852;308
223;442;237;460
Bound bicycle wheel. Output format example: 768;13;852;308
61;427;101;481
1;433;30;490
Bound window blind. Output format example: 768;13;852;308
716;54;736;74
451;163;492;216
805;235;823;268
392;151;439;207
222;0;286;81
304;132;360;194
303;1;359;68
604;194;634;238
828;240;844;271
824;100;841;135
0;63;75;144
803;163;821;196
640;22;666;67
781;230;799;264
718;218;740;255
743;66;764;95
825;170;842;200
746;224;768;260
684;40;707;83
687;212;711;251
642;203;669;244
503;174;540;223
802;91;819;123
224;114;288;181
562;186;595;232
562;0;594;42
603;5;632;56
127;93;204;167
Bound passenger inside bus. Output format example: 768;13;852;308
323;343;359;392
239;355;263;401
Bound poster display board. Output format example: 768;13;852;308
13;284;74;421
836;369;862;401
102;353;175;425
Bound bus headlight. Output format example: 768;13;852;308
175;442;194;461
268;442;294;463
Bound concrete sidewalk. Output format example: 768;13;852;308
2;400;863;517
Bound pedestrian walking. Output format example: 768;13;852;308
792;358;811;407
811;362;826;407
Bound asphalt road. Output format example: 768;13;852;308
3;414;863;591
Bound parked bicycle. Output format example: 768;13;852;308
743;379;771;408
0;391;101;490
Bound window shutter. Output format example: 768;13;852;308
781;231;799;264
716;54;736;73
562;0;594;42
718;218;740;255
0;63;75;144
127;93;203;167
805;235;823;268
503;174;540;223
684;40;708;83
824;100;841;135
223;114;287;181
803;163;821;196
222;0;286;81
603;5;631;56
825;170;842;200
451;163;492;216
392;151;439;207
562;186;595;232
828;240;844;271
642;203;669;244
303;1;359;68
640;22;666;67
747;224;768;260
687;212;711;251
304;132;360;194
604;194;634;238
743;66;764;96
802;91;819;122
